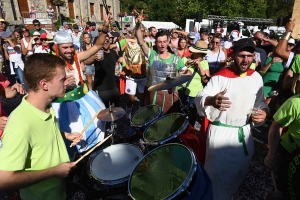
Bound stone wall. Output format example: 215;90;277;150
2;0;120;26
292;0;300;39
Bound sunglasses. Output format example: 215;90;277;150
40;38;47;41
105;39;110;43
211;42;219;44
34;24;40;26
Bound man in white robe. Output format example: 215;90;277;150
195;38;269;200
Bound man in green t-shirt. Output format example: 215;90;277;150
29;19;46;37
265;94;300;199
0;54;82;200
133;10;190;113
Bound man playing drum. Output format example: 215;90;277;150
134;10;191;114
52;14;112;154
0;54;81;200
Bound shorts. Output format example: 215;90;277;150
85;65;95;75
125;76;146;95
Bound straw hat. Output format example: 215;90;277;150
46;33;54;43
189;40;209;54
0;18;8;25
32;31;41;36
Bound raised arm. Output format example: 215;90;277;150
77;13;112;61
275;18;295;61
133;9;149;56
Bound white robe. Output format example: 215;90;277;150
195;67;268;200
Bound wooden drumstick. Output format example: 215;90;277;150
74;134;112;165
70;108;104;147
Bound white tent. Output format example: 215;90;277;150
141;21;181;30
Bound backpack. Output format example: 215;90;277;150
122;41;147;77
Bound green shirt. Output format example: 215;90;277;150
0;96;70;200
291;54;300;73
29;29;46;37
148;50;185;71
273;94;300;153
178;60;208;97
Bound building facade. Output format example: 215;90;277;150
1;0;121;26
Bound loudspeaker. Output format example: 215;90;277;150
277;17;284;27
196;11;203;22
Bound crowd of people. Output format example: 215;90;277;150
0;7;298;200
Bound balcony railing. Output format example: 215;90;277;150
21;11;58;20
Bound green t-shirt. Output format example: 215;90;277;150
0;96;70;200
291;54;300;73
273;94;300;153
29;29;47;37
178;60;208;97
148;50;185;71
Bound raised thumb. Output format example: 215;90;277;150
220;88;227;95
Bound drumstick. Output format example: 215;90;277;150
74;134;112;165
70;108;104;147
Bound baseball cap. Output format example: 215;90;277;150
63;22;68;26
121;30;127;34
200;27;208;33
91;22;96;26
232;37;240;42
73;24;79;29
288;38;295;45
263;29;270;35
187;32;195;39
40;32;47;39
233;38;256;52
112;23;117;27
125;23;130;27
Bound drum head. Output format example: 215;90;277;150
90;144;143;182
128;143;196;200
143;114;187;143
131;105;160;127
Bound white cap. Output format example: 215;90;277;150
32;31;40;36
54;31;73;44
288;38;295;45
263;29;270;34
31;5;34;7
253;28;260;33
231;31;239;38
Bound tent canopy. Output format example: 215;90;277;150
141;21;181;30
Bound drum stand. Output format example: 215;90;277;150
173;89;192;118
106;103;117;145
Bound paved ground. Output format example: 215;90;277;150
0;93;274;200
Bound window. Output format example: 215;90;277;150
90;3;94;17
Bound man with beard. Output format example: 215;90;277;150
51;14;111;154
93;36;122;107
144;26;157;46
195;38;268;200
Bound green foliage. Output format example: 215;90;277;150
120;0;294;28
55;14;75;30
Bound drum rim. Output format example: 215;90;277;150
89;143;143;185
130;105;162;128
143;113;189;145
128;143;198;200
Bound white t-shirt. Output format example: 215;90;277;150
223;41;232;49
205;50;226;69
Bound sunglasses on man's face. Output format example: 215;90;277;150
34;24;40;26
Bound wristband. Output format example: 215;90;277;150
281;31;292;41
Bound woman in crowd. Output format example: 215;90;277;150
20;27;31;57
206;35;226;75
3;34;26;89
81;32;95;89
260;49;284;105
176;37;192;59
179;40;210;126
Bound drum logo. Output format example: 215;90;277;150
127;88;131;93
287;154;300;199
